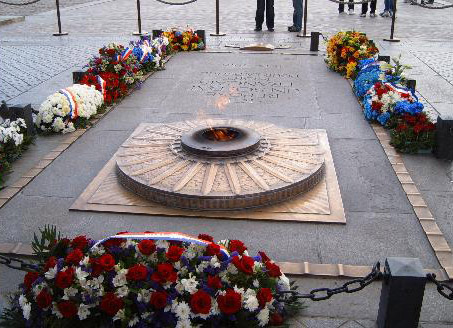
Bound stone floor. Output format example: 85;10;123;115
0;0;452;325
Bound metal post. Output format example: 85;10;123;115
377;257;426;328
406;79;416;91
297;0;310;38
309;32;320;51
383;0;400;42
210;0;226;36
133;0;148;36
52;0;68;36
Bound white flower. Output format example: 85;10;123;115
128;315;139;327
244;295;259;311
78;303;91;320
278;274;291;291
22;302;31;320
180;274;198;294
91;245;105;256
173;301;191;320
253;279;260;288
233;286;245;295
116;285;129;298
137;289;151;303
257;307;270;327
227;263;238;275
45;265;57;280
76;267;89;284
52;302;63;319
156;240;169;251
63;287;78;300
113;309;125;322
113;269;128;287
18;295;27;308
175;320;192;328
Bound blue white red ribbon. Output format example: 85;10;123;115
121;47;133;61
58;88;78;119
96;75;107;99
92;232;230;258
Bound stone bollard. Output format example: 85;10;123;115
73;68;88;84
406;79;416;92
377;257;426;328
309;32;320;52
433;115;453;160
0;102;36;135
378;55;391;63
196;30;206;49
152;29;163;39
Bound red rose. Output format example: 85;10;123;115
44;256;57;272
233;255;255;275
217;289;242;315
151;263;177;284
138;240;156;256
229;240;247;255
207;275;222;289
36;289;52;309
270;312;284;326
55;268;74;289
190;290;212;314
414;124;424;134
65;249;83;265
99;254;115;271
198;234;214;242
106;49;116;56
206;243;221;256
23;272;39;290
166;245;184;262
371;101;383;111
103;238;125;248
71;235;88;250
265;261;282;277
150;291;168;309
59;238;71;247
126;264;148;281
257;288;273;307
258;251;271;263
57;301;78;318
89;258;103;277
100;292;124;316
396;123;408;132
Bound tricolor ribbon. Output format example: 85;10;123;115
121;47;133;61
96;75;107;99
58;88;78;119
385;82;418;101
92;232;230;258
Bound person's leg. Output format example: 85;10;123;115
348;0;355;14
265;0;275;29
362;2;368;14
255;0;265;29
388;0;394;12
339;1;345;13
370;0;377;13
293;0;303;29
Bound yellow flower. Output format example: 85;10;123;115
346;61;357;78
191;43;198;50
181;45;189;51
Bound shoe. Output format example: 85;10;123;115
360;13;366;17
339;11;346;14
388;10;393;17
379;10;389;17
254;26;262;31
370;12;376;17
288;26;301;32
288;25;295;31
348;9;354;15
268;28;274;32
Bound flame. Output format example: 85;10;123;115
211;128;236;141
215;95;230;112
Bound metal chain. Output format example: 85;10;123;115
0;0;40;5
277;262;382;302
412;2;453;9
327;0;374;5
0;255;39;272
427;273;453;300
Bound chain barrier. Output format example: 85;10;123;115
155;0;197;4
427;273;453;300
277;262;382;301
327;0;374;5
0;0;40;5
412;2;453;8
0;255;40;272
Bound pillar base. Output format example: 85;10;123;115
132;31;149;36
297;33;311;38
53;32;68;36
383;38;400;42
210;32;226;36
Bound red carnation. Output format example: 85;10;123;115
150;291;168;309
71;235;88;250
59;238;71;247
89;258;103;277
371;101;383;111
265;261;282;277
258;251;271;263
207;275;222;289
99;254;116;271
270;312;284;326
126;264;148;281
166;245;184;262
100;292;124;316
229;240;247;255
55;268;74;289
44;256;57;272
217;289;242;315
257;288;273;307
206;243;221;257
65;249;83;265
23;272;40;290
232;255;255;275
138;240;156;256
106;49;116;56
57;300;78;318
198;234;214;242
36;289;52;309
151;263;177;284
190;290;212;314
396;123;408;132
